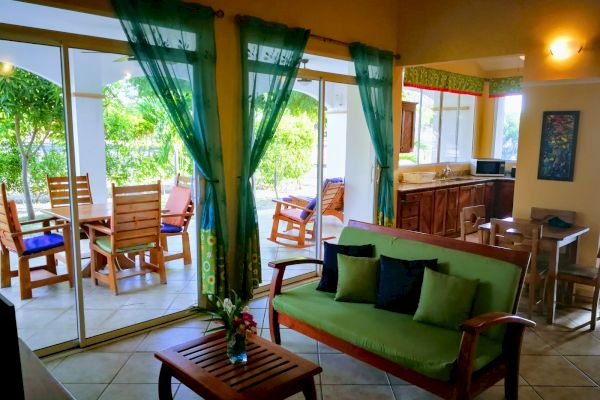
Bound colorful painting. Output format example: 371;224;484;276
537;111;580;182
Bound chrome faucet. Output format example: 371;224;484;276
441;165;453;180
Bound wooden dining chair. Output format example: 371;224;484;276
161;184;194;265
86;182;165;295
460;205;486;243
47;174;93;207
490;219;545;319
0;183;73;300
556;249;600;330
269;180;343;248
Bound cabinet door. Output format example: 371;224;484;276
457;185;473;228
445;187;459;236
473;184;485;206
419;190;434;234
484;182;495;220
433;189;447;235
400;102;417;153
495;181;515;218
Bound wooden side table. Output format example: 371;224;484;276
155;330;322;400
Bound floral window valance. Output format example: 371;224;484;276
488;76;522;98
403;66;485;96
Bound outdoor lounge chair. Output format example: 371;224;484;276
0;183;73;300
284;177;344;223
86;182;165;295
268;180;344;248
161;180;194;265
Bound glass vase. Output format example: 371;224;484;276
226;332;247;364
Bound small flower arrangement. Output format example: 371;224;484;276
190;291;257;364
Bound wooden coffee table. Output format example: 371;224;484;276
155;330;322;400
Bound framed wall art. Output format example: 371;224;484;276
537;111;580;182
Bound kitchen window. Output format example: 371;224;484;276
492;94;522;160
400;87;476;165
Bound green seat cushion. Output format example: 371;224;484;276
414;269;479;330
335;254;379;303
273;282;502;381
95;236;156;253
337;226;522;340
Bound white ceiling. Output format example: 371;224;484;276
475;55;524;71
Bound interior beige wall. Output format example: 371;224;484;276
513;82;600;265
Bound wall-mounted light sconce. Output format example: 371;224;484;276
0;61;14;77
549;38;583;60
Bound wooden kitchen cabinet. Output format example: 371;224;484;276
396;178;515;237
433;189;448;235
400;102;417;153
418;190;434;234
445;187;459;235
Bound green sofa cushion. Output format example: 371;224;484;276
414;268;479;330
335;254;379;303
96;236;155;254
273;282;503;381
337;226;522;340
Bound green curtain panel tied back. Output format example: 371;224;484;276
237;16;310;300
350;43;395;227
111;0;229;297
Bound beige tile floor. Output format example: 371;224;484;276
2;211;341;350
42;295;600;400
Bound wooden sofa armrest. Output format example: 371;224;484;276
455;312;535;398
460;312;535;334
268;257;323;296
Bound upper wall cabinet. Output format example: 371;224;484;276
400;101;417;153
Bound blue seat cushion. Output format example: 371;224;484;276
300;177;343;219
23;234;64;255
161;223;183;233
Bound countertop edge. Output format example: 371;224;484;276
398;176;515;193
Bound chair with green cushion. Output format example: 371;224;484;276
86;182;165;295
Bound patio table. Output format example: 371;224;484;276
478;217;590;324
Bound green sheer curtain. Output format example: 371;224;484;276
349;43;395;227
236;16;309;300
111;0;229;297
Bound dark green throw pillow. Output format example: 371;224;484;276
335;254;379;303
413;268;479;330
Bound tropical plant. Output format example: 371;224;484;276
0;65;65;218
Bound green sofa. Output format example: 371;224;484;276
268;220;534;400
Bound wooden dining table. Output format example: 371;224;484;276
42;204;130;276
479;218;590;324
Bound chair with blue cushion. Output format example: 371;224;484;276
86;182;165;295
285;177;344;223
0;183;73;300
160;180;194;265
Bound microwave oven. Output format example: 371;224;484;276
470;159;506;176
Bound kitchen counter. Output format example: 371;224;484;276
397;176;515;193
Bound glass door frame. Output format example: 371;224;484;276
254;69;363;295
0;22;202;356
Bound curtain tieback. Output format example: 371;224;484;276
206;179;219;183
376;166;389;184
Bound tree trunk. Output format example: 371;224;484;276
20;157;35;220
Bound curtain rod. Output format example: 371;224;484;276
233;15;400;60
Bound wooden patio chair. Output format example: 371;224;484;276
86;182;165;295
161;183;194;265
268;180;344;248
460;205;486;242
0;183;73;300
47;173;93;207
285;178;344;223
490;219;545;319
175;173;192;188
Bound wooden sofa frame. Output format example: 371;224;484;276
268;220;534;400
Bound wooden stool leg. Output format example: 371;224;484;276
18;257;32;300
300;377;317;400
158;364;174;400
1;246;11;288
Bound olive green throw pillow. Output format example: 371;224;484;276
413;268;479;330
335;254;379;303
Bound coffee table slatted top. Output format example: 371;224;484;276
155;331;322;400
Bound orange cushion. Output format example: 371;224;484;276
7;200;25;250
163;186;192;227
